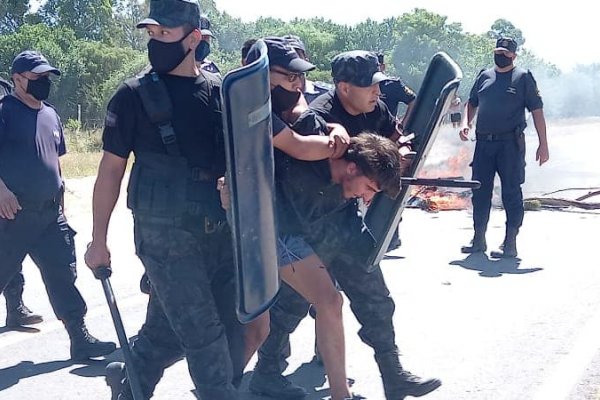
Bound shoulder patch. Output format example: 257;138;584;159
105;110;118;128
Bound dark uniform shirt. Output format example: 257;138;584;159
103;74;223;171
0;79;11;98
379;78;416;117
304;80;332;104
469;67;543;134
303;89;398;137
0;95;66;202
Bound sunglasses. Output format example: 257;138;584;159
270;69;305;83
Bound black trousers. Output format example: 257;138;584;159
471;137;526;230
0;205;86;323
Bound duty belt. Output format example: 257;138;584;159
476;131;516;141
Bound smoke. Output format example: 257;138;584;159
420;119;600;200
536;64;600;119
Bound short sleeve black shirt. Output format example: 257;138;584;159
102;73;224;172
469;67;543;134
305;90;398;138
379;78;416;116
0;95;66;201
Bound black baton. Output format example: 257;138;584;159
401;177;481;189
93;266;145;400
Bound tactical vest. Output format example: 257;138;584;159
124;71;225;219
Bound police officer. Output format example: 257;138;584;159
283;34;331;104
0;77;44;328
85;0;243;398
197;16;220;75
250;51;441;400
459;37;549;258
0;51;116;359
377;53;416;125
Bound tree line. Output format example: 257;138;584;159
1;0;597;126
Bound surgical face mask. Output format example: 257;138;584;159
271;85;301;114
25;75;51;101
494;53;513;69
148;32;192;74
195;40;211;62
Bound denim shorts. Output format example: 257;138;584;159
277;235;315;268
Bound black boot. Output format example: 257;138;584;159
375;350;441;399
249;370;308;399
65;319;116;360
106;362;127;400
490;227;518;258
6;299;44;327
461;227;487;254
5;290;43;327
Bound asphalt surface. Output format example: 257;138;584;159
1;120;599;400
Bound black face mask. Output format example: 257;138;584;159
148;33;192;74
195;40;211;62
26;75;51;101
494;53;513;69
271;85;301;114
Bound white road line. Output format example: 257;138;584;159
533;305;600;400
0;295;147;350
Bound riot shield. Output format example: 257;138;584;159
221;40;279;323
362;52;463;268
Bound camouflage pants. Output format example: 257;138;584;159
124;213;243;400
255;205;398;375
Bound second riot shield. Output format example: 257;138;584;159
361;52;463;268
221;40;279;323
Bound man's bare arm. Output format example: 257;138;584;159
84;151;127;270
531;108;549;165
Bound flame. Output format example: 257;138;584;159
409;147;473;212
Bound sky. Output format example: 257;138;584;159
214;0;596;72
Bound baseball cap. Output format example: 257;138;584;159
11;51;61;76
246;37;315;73
283;34;306;54
331;50;388;87
136;0;201;29
494;37;518;53
200;16;215;37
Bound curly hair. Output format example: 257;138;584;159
343;132;402;198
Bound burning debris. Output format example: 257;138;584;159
408;147;474;212
407;183;472;212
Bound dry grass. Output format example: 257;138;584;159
61;152;104;178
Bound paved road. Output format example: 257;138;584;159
1;193;599;399
2;119;600;399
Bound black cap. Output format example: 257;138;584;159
283;34;306;53
331;50;388;87
11;51;61;76
200;16;214;37
136;0;201;29
246;37;315;73
494;37;518;53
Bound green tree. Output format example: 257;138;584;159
0;0;30;34
37;0;114;42
487;19;525;47
113;0;149;50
